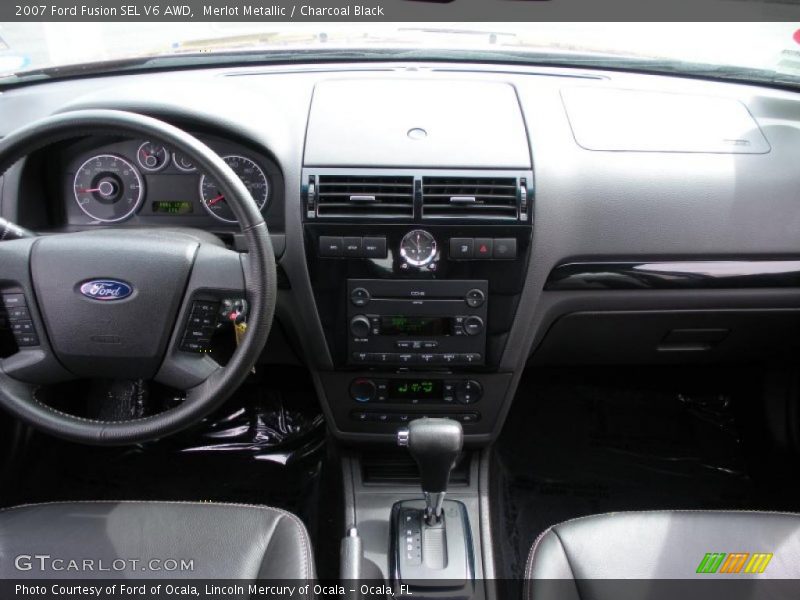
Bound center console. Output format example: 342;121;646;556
304;205;532;441
301;77;533;444
303;78;533;598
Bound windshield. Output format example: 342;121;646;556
1;22;799;86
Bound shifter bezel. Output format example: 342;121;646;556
390;499;475;592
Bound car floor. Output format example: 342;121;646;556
492;365;800;592
0;366;344;579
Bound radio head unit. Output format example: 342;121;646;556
347;279;488;367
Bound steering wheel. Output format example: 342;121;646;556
0;110;276;445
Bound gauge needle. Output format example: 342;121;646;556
77;188;102;193
208;194;225;205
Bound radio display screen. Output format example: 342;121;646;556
380;316;450;336
389;379;442;401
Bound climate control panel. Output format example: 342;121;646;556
349;377;483;404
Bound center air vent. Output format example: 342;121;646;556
422;176;521;221
315;174;414;219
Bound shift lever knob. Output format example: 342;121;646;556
397;417;463;522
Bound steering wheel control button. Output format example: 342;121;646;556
456;380;483;404
350;378;378;403
180;300;220;353
465;288;486;308
3;293;40;348
493;238;517;259
15;333;40;347
343;237;363;257
10;320;34;334
362;237;388;259
319;236;344;257
450;238;474;259
7;306;30;320
1;294;26;308
350;287;371;307
474;238;493;259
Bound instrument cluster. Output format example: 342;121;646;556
63;135;278;227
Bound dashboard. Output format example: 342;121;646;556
2;61;800;445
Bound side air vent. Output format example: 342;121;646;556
315;174;414;219
422;176;521;221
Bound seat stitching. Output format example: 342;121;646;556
253;511;285;579
522;508;800;592
526;507;800;536
552;528;582;600
276;512;311;580
524;525;555;600
525;526;554;580
0;499;313;579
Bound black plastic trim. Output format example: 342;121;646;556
545;260;800;291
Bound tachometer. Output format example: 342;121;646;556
73;154;144;223
199;155;269;223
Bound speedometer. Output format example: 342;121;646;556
73;154;144;223
199;155;269;223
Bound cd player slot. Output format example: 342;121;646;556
347;279;488;367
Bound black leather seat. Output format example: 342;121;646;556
526;511;800;599
0;501;314;579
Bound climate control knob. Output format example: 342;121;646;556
350;378;377;403
350;315;371;338
456;380;483;404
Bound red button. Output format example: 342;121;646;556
474;238;493;258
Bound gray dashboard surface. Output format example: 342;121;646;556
1;62;800;443
303;78;531;168
561;86;771;153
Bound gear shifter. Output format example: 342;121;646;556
392;418;471;589
397;417;463;525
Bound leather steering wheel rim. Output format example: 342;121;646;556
0;109;276;445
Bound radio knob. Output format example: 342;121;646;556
350;378;377;403
463;315;484;336
350;287;371;307
465;288;485;308
350;315;371;338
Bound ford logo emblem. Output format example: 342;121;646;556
79;279;133;301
